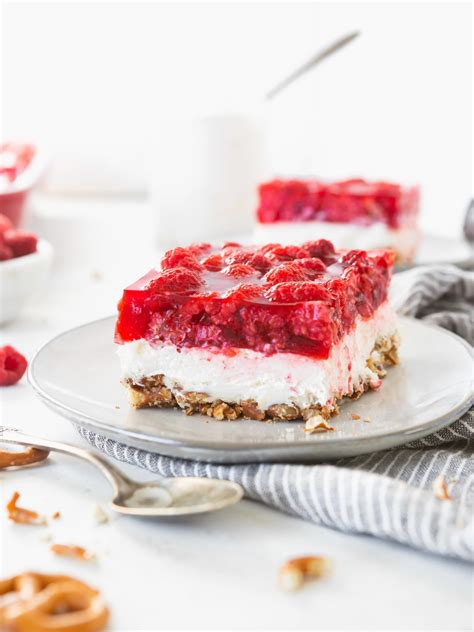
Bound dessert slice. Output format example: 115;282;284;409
115;241;399;421
254;178;420;263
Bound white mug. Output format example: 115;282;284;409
149;114;266;247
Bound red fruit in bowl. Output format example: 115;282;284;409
3;230;38;257
0;345;28;386
0;214;14;236
0;243;13;260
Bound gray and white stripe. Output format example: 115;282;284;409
78;264;474;562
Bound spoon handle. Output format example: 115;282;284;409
265;30;360;100
0;427;132;497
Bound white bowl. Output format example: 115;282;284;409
0;239;53;324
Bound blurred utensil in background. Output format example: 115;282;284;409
265;30;360;100
462;199;474;246
150;31;361;248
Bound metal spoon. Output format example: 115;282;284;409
265;30;360;100
0;428;243;516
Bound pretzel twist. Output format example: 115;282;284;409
0;573;109;632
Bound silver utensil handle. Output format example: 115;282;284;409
266;30;360;100
0;427;129;496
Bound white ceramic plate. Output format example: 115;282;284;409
28;317;472;463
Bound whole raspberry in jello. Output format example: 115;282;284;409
146;267;202;293
222;263;257;278
0;345;28;386
302;239;337;264
223;249;272;273
223;283;262;300
161;247;203;272
263;262;308;284
266;244;310;262
265;281;331;303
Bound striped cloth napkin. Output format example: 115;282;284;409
78;264;474;561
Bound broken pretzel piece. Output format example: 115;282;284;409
304;415;334;434
433;475;452;500
0;446;49;469
6;491;45;525
279;556;331;591
51;544;96;562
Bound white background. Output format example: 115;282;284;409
2;1;473;238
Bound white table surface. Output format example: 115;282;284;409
1;196;472;631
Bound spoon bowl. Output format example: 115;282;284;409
0;428;244;517
113;477;244;516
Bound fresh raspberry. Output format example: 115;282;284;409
3;230;38;258
266;245;309;262
265;281;330;303
302;240;336;263
222;263;256;278
0;346;28;386
221;241;242;249
202;253;224;271
0;214;13;236
187;242;212;255
263;262;307;285
161;247;202;272
147;267;202;293
223;283;262;301
0;243;13;261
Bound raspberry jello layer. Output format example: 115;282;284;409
255;178;420;263
115;241;399;421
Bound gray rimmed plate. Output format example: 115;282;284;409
28;317;473;463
